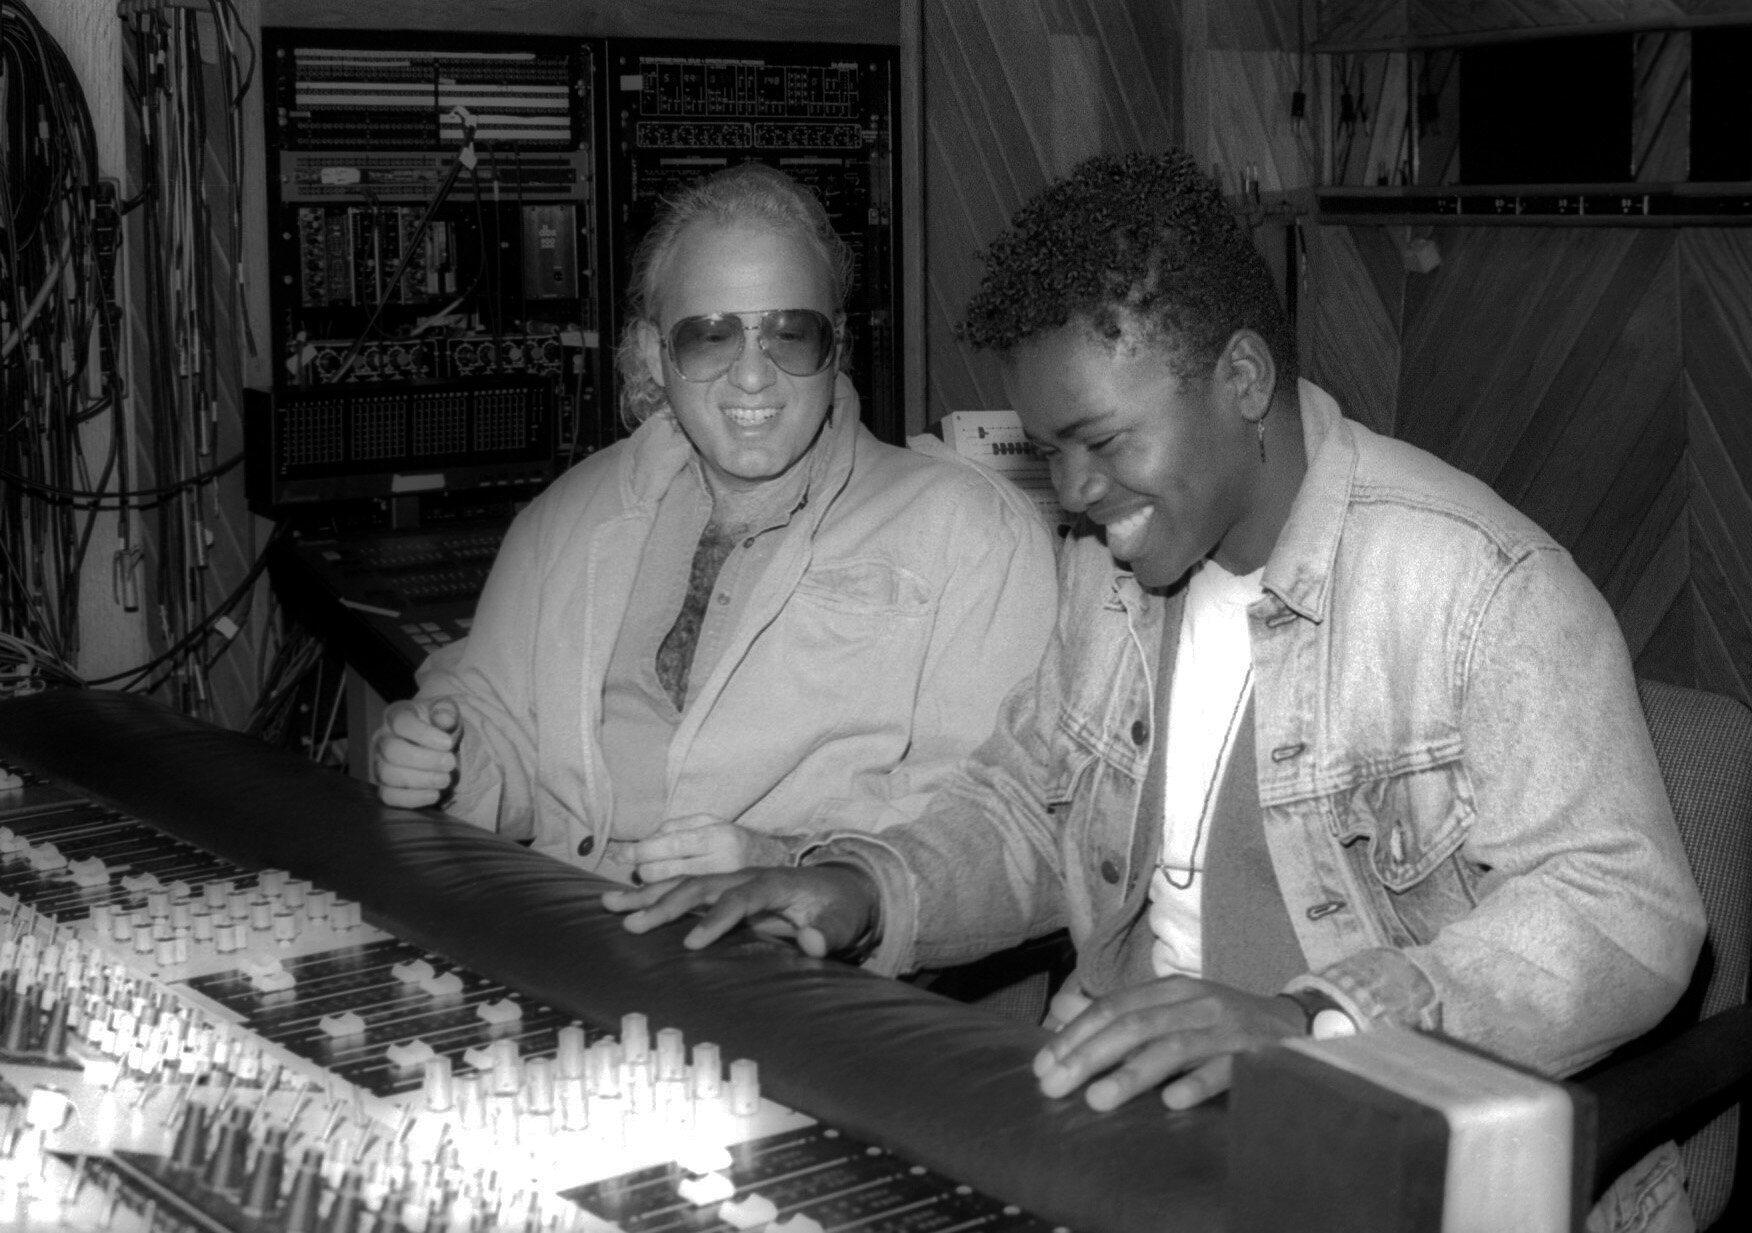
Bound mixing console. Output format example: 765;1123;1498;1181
0;688;1230;1233
269;522;509;702
0;756;1060;1232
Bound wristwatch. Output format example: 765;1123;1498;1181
1280;988;1361;1040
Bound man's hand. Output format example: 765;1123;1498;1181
372;698;461;809
624;815;790;883
601;866;879;959
1033;976;1305;1112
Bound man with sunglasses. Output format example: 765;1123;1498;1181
371;163;1057;889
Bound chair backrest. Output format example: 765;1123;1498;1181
1637;678;1752;1227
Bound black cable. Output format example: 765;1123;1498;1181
2;0;105;666
329;120;478;381
84;521;286;690
0;450;243;507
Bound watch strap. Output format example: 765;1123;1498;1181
1279;987;1357;1036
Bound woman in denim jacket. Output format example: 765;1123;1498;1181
610;152;1706;1230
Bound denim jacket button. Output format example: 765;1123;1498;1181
576;834;596;857
1100;858;1122;885
1130;719;1149;746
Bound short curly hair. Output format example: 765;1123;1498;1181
615;163;856;428
959;150;1296;384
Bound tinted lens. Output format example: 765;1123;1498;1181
758;309;835;375
666;310;835;380
668;315;745;380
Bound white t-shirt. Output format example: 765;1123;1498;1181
1146;559;1263;979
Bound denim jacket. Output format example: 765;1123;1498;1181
816;380;1705;1080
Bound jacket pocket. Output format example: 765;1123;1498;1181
793;558;933;615
1332;760;1480;947
741;560;934;749
1058;744;1138;910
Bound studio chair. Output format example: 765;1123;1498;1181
1581;679;1752;1230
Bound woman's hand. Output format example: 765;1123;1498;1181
622;814;791;883
601;865;879;959
1034;976;1305;1111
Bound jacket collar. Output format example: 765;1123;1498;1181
1099;379;1354;625
1259;379;1354;625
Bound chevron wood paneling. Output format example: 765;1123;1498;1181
1682;230;1752;702
1309;221;1752;705
1318;0;1409;45
1633;30;1690;181
1412;1;1699;38
1188;0;1317;198
1317;0;1740;45
1302;222;1402;434
922;0;1179;421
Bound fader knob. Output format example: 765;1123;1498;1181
523;1056;555;1116
421;1055;455;1112
556;1022;589;1078
272;909;299;943
692;1043;722;1100
620;1012;650;1062
729;1058;760;1116
656;1026;686;1081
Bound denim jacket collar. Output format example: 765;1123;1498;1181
1259;379;1354;626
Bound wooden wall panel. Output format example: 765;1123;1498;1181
1632;30;1689;182
1682;230;1752;702
1410;1;1696;39
922;0;1179;421
1396;230;1659;486
1617;494;1691;662
1309;221;1752;703
1634;578;1696;686
1190;0;1316;197
1317;0;1409;46
1576;380;1687;607
1601;453;1688;627
1318;0;1752;44
1381;226;1690;646
1484;237;1677;537
1302;222;1402;435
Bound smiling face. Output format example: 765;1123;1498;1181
639;221;840;494
1004;318;1277;587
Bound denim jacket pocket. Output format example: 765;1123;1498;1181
1057;741;1134;909
1332;761;1480;947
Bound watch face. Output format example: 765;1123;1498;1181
1311;1007;1359;1040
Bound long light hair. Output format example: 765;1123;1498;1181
615;163;855;428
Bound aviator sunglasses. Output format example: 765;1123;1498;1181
661;308;839;383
